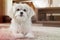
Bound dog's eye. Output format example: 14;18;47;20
16;9;20;11
23;9;26;12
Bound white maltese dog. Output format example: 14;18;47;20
8;3;35;38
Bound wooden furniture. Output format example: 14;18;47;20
37;7;60;26
38;7;60;13
2;16;11;23
0;0;5;23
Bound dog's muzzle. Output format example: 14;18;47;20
20;12;23;17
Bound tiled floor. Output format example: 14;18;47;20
0;23;60;40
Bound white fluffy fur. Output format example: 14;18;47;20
8;3;35;38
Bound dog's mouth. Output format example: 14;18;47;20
20;14;23;17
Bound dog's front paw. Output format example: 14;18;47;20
13;33;24;38
25;33;34;38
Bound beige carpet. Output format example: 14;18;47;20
0;23;60;40
12;31;60;40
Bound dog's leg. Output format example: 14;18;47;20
24;23;34;38
25;32;34;38
13;32;24;38
9;24;24;38
12;28;24;38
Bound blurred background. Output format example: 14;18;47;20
0;0;60;26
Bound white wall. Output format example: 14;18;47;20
31;0;60;8
31;0;49;8
52;0;60;7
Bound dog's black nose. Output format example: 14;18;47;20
20;12;23;15
20;12;23;16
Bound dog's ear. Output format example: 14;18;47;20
28;7;35;19
8;3;18;19
7;5;14;19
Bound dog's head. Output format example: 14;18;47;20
8;3;35;22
